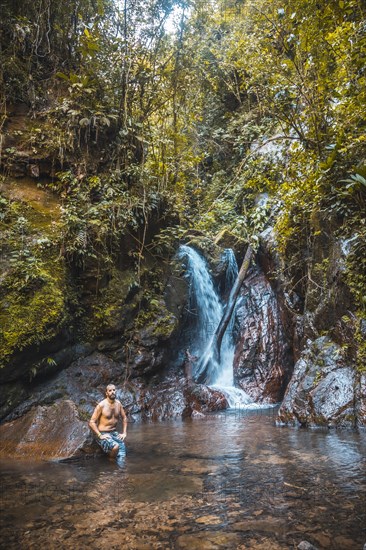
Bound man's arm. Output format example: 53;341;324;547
89;404;108;439
117;402;128;441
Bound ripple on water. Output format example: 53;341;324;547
0;411;365;549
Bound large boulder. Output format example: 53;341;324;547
278;337;358;428
0;399;98;461
137;377;228;421
233;267;293;403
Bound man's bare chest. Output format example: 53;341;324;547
101;403;119;420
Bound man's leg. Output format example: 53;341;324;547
96;432;119;457
109;432;125;460
109;443;120;458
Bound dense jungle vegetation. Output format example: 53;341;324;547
0;0;365;375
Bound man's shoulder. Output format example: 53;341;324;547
115;399;125;411
98;398;107;407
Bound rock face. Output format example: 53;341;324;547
137;379;228;421
278;337;359;428
356;373;366;427
257;224;366;428
2;351;126;423
0;399;98;461
233;267;293;403
0;349;230;461
0;103;60;178
1;205;364;436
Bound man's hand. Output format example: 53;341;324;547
117;433;126;441
99;434;111;441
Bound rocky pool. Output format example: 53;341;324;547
0;408;365;549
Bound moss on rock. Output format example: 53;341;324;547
89;268;139;336
0;274;67;367
0;177;68;368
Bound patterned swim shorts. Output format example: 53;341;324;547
96;430;126;456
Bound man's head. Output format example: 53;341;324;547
105;384;116;401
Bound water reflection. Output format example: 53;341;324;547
1;410;365;549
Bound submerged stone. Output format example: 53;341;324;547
298;542;318;550
176;531;241;549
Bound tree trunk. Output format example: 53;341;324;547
196;244;254;384
215;243;253;355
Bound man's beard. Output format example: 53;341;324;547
109;394;116;400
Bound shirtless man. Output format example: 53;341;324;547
89;384;127;459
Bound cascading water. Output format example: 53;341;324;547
177;245;255;408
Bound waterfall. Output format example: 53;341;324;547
223;248;238;292
178;244;222;359
177;245;255;408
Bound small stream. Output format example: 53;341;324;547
1;410;365;549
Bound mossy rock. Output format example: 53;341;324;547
0;272;68;367
0;177;68;368
135;300;178;344
214;227;247;254
89;268;139;335
184;236;222;262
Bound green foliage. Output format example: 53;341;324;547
49;170;165;268
345;226;366;315
1;0;365;368
147;225;187;257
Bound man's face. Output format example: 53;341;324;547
106;385;116;401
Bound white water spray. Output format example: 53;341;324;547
178;245;255;408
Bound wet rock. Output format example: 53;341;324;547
133;348;161;373
3;349;229;425
3;351;127;423
312;533;331;548
259;222;366;428
176;531;241;549
306;236;353;336
333;535;360;549
234;267;293;403
232;518;286;534
0;399;98;461
164;275;188;320
356;373;366;428
195;515;222;525
183;384;228;416
278;337;357;427
298;542;318;550
138;378;228;421
140;380;187;420
0;342;96;419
